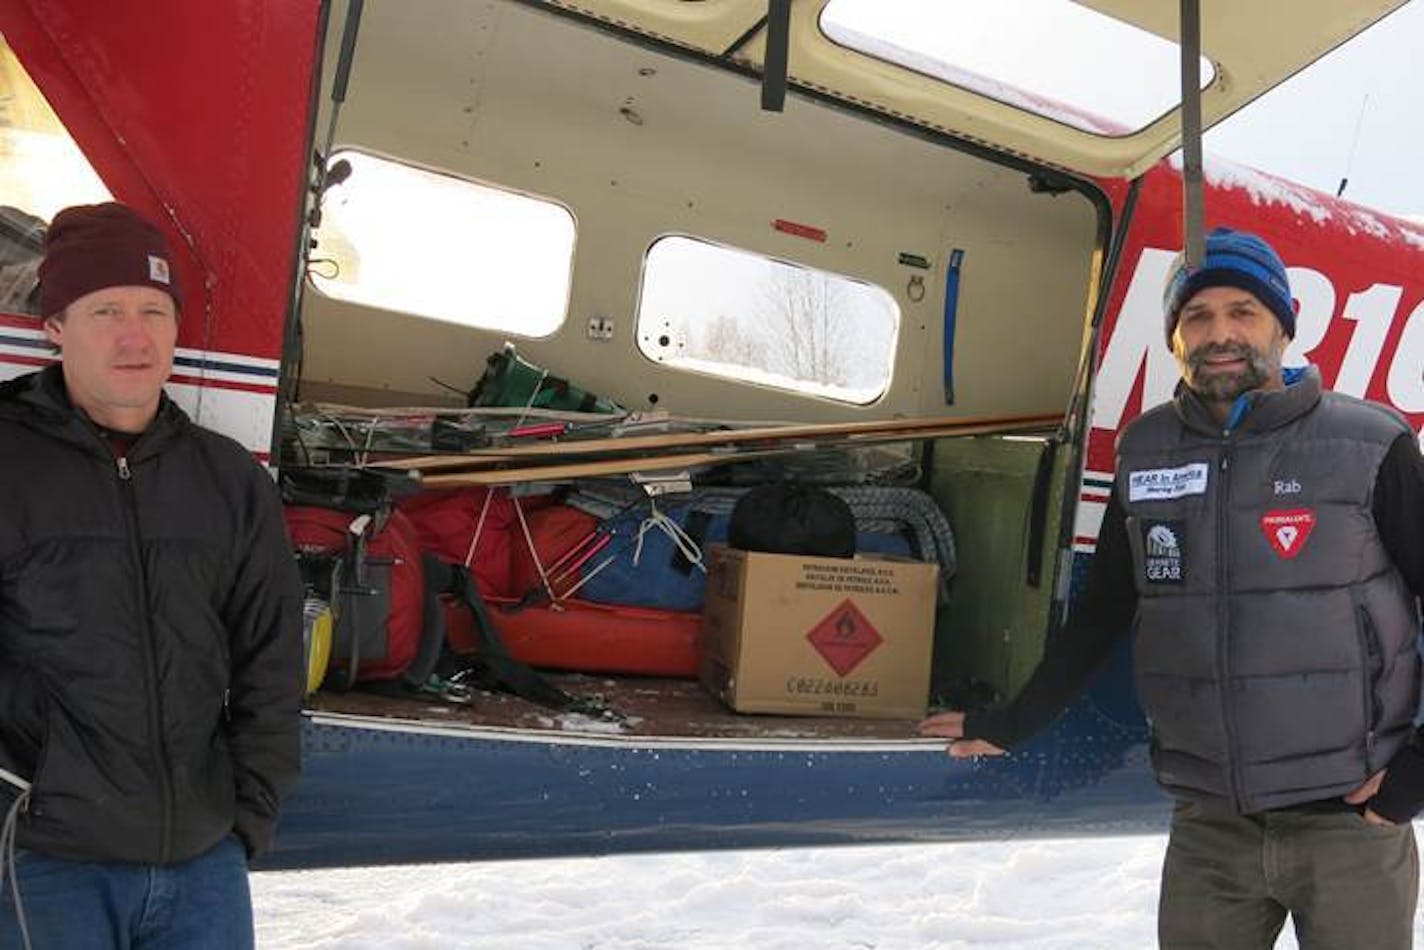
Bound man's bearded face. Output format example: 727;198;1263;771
1181;338;1282;403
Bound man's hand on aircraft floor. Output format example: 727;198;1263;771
918;710;1007;758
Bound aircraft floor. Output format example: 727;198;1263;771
306;674;924;742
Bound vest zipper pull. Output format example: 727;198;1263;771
117;456;131;480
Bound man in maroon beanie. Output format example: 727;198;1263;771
0;202;303;949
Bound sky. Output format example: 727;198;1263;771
825;0;1424;219
1204;1;1424;217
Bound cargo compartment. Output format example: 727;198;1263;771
292;0;1101;742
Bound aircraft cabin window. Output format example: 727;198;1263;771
820;0;1216;136
309;150;575;337
637;235;898;405
0;34;111;317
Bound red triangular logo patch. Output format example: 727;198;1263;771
1260;509;1316;559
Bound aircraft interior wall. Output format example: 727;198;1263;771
293;0;1102;734
300;0;1099;420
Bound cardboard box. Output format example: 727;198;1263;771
700;546;937;719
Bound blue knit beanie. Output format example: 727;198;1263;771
1162;227;1294;347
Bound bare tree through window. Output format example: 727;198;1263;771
701;313;760;369
757;266;858;387
638;236;898;404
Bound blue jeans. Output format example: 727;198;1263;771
0;835;253;950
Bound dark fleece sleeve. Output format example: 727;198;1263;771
222;463;305;859
1368;434;1424;823
963;487;1137;749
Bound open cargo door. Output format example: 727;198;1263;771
539;0;1408;180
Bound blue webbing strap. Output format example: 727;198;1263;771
943;248;965;404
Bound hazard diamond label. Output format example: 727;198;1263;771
805;599;884;677
1260;508;1316;559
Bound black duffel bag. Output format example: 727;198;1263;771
727;483;856;558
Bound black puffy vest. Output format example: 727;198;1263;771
1117;368;1420;812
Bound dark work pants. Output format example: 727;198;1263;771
1159;798;1418;949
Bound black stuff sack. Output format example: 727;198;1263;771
727;483;856;558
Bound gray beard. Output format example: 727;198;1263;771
1183;341;1280;403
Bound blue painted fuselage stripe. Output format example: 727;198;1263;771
173;355;280;377
0;333;47;351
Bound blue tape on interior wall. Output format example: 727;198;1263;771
943;248;965;404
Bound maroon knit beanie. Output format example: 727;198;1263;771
37;202;182;318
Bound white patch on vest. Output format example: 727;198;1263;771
1128;463;1209;502
148;255;171;285
1143;521;1186;583
1146;524;1178;555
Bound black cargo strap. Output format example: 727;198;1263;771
1180;0;1205;269
279;465;418;514
1025;438;1058;589
424;557;621;721
761;0;791;112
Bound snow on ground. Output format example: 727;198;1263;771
252;829;1424;949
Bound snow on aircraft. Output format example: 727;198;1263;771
0;0;1420;869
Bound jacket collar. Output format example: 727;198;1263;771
0;363;189;458
1173;365;1322;437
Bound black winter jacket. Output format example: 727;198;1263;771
0;366;303;864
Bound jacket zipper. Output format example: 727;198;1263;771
116;454;175;862
1356;604;1382;767
1215;439;1245;811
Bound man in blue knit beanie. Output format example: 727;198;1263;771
1164;227;1296;343
1160;227;1297;417
926;226;1424;948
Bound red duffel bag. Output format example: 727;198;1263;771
284;506;442;688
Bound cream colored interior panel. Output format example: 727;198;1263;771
299;0;1099;422
551;0;1407;179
